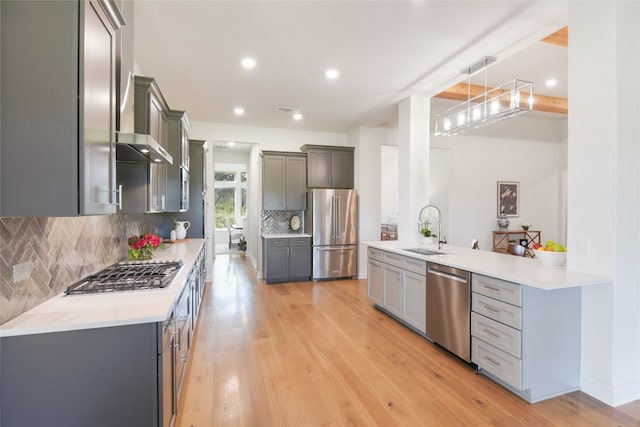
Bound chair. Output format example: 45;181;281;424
225;218;244;250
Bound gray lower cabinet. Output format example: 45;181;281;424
0;247;207;427
261;152;307;210
471;273;581;403
1;323;162;427
1;0;123;216
300;145;355;189
263;237;311;283
366;247;427;334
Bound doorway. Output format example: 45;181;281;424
214;162;247;255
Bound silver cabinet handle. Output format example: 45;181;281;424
483;355;501;366
482;284;502;293
483;328;500;338
483;304;501;314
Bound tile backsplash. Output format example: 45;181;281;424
261;210;305;234
0;213;163;324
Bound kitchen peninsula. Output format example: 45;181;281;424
365;240;610;403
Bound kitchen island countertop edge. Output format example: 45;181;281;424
364;240;610;290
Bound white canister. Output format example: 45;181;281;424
170;230;177;241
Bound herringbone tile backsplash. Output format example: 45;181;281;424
0;213;162;324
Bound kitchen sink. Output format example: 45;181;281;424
403;248;445;256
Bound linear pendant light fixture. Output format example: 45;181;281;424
435;56;534;136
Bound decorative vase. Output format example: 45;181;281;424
423;236;435;245
497;214;509;230
129;252;152;261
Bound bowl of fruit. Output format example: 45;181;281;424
532;240;567;266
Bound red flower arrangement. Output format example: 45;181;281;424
128;233;164;260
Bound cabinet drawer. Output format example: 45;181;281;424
368;247;383;261
472;274;522;307
472;293;522;330
401;256;426;276
471;312;521;358
289;237;311;246
472;337;522;390
382;251;403;267
266;239;289;248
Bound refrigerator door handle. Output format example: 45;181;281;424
316;247;351;251
335;196;340;241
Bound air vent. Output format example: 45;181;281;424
275;106;300;114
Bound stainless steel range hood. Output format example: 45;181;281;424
116;132;173;164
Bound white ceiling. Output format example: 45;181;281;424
133;1;568;134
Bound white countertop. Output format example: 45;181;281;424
364;240;610;290
262;233;312;238
0;239;205;338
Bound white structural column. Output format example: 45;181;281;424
397;97;430;242
568;1;640;406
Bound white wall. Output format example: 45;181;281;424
569;0;640;406
191;121;349;151
429;114;568;250
380;145;399;224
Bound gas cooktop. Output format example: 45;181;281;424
65;260;184;295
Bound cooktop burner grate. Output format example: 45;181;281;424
65;260;184;295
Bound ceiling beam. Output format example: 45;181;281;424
434;83;568;115
541;26;568;47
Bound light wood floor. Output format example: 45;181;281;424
176;254;640;427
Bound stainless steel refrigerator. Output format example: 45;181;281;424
307;189;357;280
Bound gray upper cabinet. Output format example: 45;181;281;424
166;110;191;212
262;152;306;211
117;76;170;213
300;145;355;188
1;0;124;217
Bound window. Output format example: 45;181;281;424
214;163;247;228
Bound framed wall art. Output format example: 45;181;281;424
497;181;519;217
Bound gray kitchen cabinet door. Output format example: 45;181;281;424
330;150;355;188
284;156;307;210
265;245;290;282
301;145;354;189
1;0;122;216
182;141;205;237
262;155;286;210
305;150;332;188
289;238;311;280
166;110;192;212
262;152;307;211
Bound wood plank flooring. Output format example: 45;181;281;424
176;254;640;427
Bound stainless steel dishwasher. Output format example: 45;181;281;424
426;262;471;362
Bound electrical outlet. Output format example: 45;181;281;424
13;261;32;283
578;238;591;256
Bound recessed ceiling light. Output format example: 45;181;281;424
233;107;245;116
228;141;235;146
241;57;256;69
292;112;303;121
546;78;558;87
324;68;340;80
